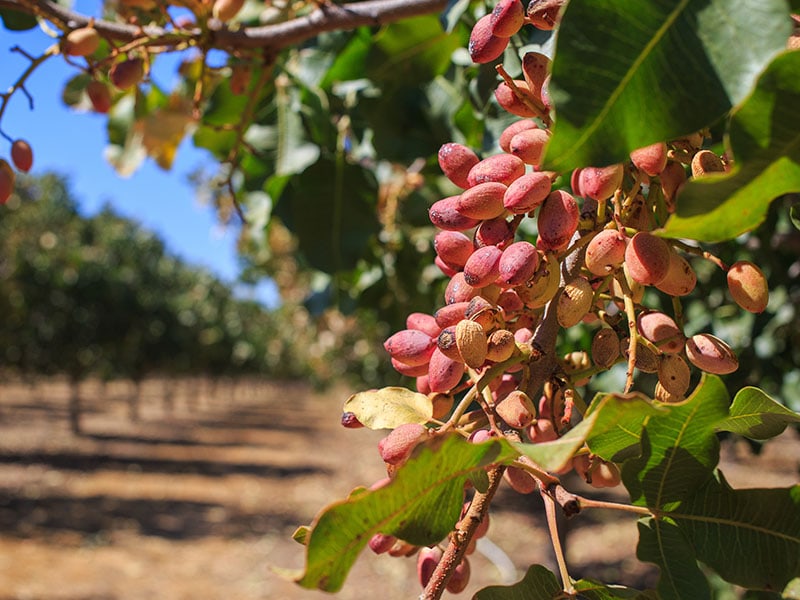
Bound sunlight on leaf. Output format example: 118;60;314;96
717;386;800;440
343;387;433;430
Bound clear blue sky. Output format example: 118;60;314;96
1;7;278;307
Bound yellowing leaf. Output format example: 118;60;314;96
343;386;432;430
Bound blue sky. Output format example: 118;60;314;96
1;7;279;307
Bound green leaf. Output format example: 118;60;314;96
274;159;379;274
61;73;93;109
572;579;657;599
636;517;711;600
622;374;729;511
543;0;791;171
670;472;800;592
0;7;37;30
585;392;665;462
292;525;309;545
661;51;800;242
516;393;662;472
784;578;800;599
295;435;518;591
474;564;562;599
342;387;433;429
275;84;320;176
717;386;800;440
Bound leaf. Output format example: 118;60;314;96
473;564;562;600
440;0;472;34
585;392;665;462
670;472;800;592
543;0;791;171
791;202;800;231
572;579;657;599
275;83;320;176
784;578;800;599
295;435;518;591
516;393;662;472
622;374;729;511
636;517;711;600
274;159;379;274
136;96;194;170
661;51;800;242
61;73;93;109
717;386;800;440
342;387;433;430
0;7;37;30
292;526;309;545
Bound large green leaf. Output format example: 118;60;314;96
636;517;711;600
0;7;37;30
543;0;791;171
517;393;663;472
295;435;518;591
670;472;800;592
622;374;729;511
274;158;379;274
585;393;665;462
717;386;800;440
661;51;800;242
474;564;562;600
572;579;657;600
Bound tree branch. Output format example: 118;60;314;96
0;0;449;52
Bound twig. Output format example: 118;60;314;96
0;45;58;139
0;0;449;52
420;465;505;600
542;488;575;594
577;495;653;516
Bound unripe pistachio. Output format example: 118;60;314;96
428;347;466;392
584;229;627;276
369;533;397;554
655;249;697;297
691;149;725;177
63;27;100;57
457;182;507;220
86;80;112;113
591;328;620;368
463;245;503;288
417;546;443;588
109;58;144;90
504;174;550;217
637;310;685;354
391;357;430;377
10;139;33;172
213;0;245;21
496;389;536;428
537;190;579;251
578;164;624;201
486;329;516;362
438;143;480;189
557;276;594;328
0;159;15;204
521;51;550;97
727;260;769;313
685;333;739;375
630;142;668;176
659;161;687;203
499;119;538;152
429;196;481;231
624;232;670;285
469;14;509;63
491;0;525;37
657;354;691;397
378;423;428;465
455;318;488;369
384;329;436;367
494;80;541;118
508;128;550;166
503;465;537;493
467;154;526;188
498;241;539;287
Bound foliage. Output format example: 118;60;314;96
1;1;799;599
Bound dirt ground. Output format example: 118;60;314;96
0;377;797;600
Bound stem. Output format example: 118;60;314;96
542;488;574;594
421;465;505;600
495;64;550;125
0;44;58;135
671;239;727;271
0;0;449;52
577;495;653;516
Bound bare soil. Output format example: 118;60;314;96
0;377;796;600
